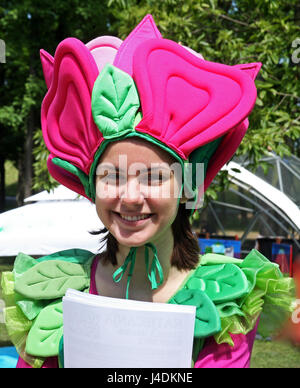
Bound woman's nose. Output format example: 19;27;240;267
120;177;144;205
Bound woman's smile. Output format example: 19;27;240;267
112;211;154;227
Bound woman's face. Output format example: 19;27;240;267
95;138;183;248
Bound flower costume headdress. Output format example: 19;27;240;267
40;15;261;298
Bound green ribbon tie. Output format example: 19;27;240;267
144;243;164;290
112;243;164;299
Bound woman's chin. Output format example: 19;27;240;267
114;233;151;248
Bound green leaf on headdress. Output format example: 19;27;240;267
51;158;91;199
91;64;141;139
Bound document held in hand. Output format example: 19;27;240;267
62;289;196;368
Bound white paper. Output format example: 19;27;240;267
63;289;196;368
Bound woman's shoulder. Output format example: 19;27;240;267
1;249;96;368
169;249;295;347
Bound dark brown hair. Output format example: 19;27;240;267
90;203;200;271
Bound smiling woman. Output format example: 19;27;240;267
2;14;295;369
91;138;200;300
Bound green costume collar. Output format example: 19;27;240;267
112;243;164;299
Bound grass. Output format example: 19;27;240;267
251;339;300;368
250;290;300;368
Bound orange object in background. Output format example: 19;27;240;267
279;259;300;345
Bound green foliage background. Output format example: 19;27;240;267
0;0;299;203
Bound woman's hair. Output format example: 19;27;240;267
90;203;200;271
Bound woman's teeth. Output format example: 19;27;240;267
120;214;151;222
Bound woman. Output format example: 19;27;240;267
2;15;294;368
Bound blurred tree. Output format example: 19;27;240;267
0;0;113;207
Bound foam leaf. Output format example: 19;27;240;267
91;64;140;139
187;264;249;303
26;300;63;357
169;289;221;338
15;260;89;300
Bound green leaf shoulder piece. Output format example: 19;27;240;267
1;250;95;365
26;300;63;357
185;263;249;303
168;256;249;341
15;260;90;300
171;250;295;348
169;289;221;338
13;249;94;302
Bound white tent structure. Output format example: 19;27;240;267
224;161;300;233
237;152;300;208
23;185;80;202
0;186;104;257
198;153;300;254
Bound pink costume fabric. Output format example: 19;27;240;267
17;256;257;369
194;325;257;368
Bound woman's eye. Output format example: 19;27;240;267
106;173;117;182
139;171;170;186
101;172;126;185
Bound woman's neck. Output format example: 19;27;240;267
96;228;192;302
116;228;174;285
